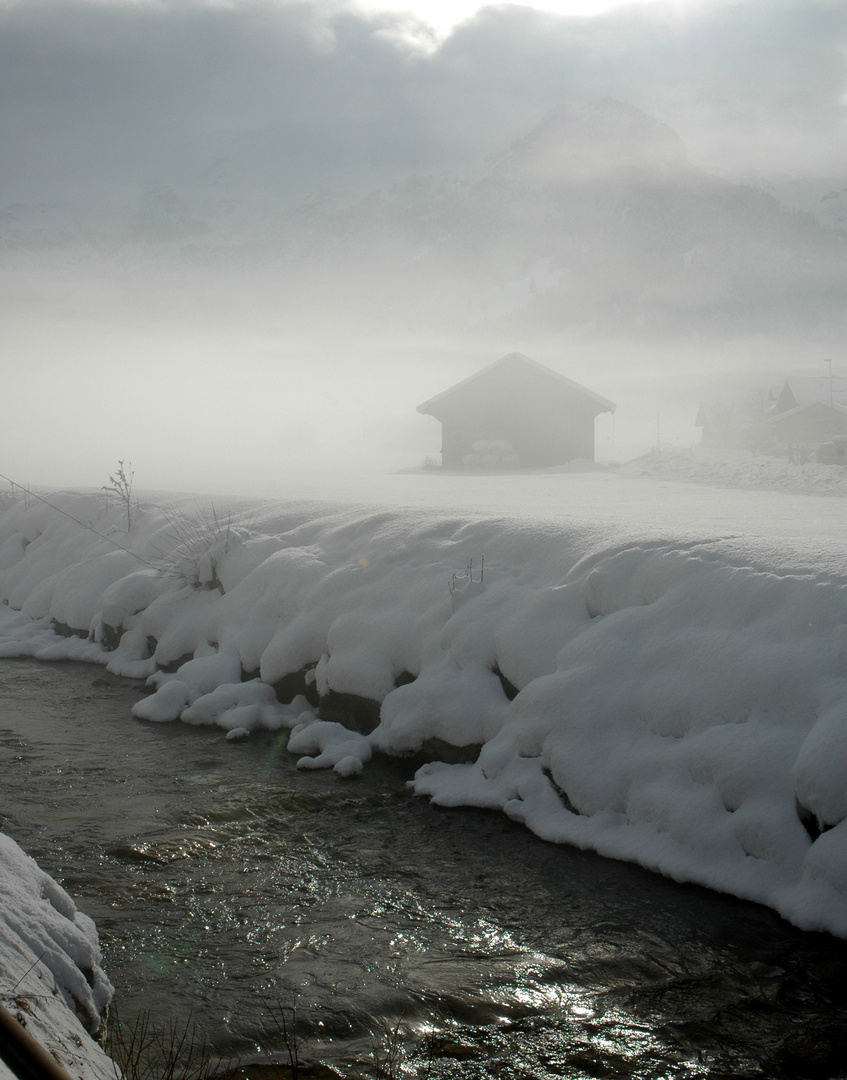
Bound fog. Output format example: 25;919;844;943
1;0;845;496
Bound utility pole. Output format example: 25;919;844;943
825;358;834;439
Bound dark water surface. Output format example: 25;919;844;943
1;658;846;1079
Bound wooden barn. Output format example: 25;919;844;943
417;352;615;468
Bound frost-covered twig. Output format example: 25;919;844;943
448;554;484;597
102;460;134;532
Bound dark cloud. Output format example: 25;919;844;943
0;0;451;213
431;1;847;172
0;0;844;221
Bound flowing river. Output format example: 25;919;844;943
2;657;846;1079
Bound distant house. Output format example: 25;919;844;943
417;352;615;468
768;376;847;447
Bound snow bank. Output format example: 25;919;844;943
619;446;847;497
0;832;115;1080
1;490;847;936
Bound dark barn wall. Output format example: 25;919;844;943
432;361;601;467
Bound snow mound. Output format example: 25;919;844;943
0;832;115;1080
1;490;847;935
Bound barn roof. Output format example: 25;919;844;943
416;352;616;415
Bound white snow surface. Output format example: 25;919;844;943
0;833;115;1080
618;446;847;498
1;455;847;937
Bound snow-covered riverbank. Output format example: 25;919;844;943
0;834;114;1080
0;475;846;938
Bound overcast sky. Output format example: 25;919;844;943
1;0;845;219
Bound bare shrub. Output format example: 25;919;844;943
106;1006;226;1080
364;1016;406;1080
153;503;252;594
262;998;307;1078
103;460;135;532
103;457;135;533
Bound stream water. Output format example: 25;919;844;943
1;657;847;1079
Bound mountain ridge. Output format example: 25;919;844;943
1;98;843;347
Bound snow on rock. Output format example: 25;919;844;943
181;679;289;732
1;489;847;936
131;678;193;722
288;718;371;774
374;657;509;755
214;545;327;675
141;586;221;668
104;626;157;680
173;650;244;696
0;832;115;1080
97;566;169;639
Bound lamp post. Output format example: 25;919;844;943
825;359;834;439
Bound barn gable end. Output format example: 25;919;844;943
417;352;615;468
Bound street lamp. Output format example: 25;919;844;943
825;359;834;439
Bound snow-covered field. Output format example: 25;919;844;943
1;451;847;943
618;446;847;499
0;834;114;1080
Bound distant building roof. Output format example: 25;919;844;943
416;352;616;416
768;399;847;424
776;376;847;413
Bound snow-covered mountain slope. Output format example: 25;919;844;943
753;174;847;233
0;477;846;937
2;99;843;344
